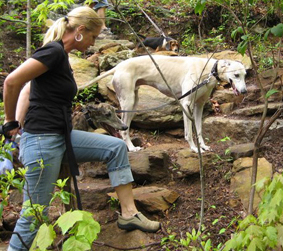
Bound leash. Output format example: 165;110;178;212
116;61;220;113
137;5;166;38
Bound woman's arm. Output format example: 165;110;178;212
16;82;31;128
4;58;48;135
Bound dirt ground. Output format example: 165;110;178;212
1;27;283;249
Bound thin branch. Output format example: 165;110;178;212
0;16;27;24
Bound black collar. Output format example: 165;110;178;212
211;60;222;82
81;108;98;130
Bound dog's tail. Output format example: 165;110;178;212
78;68;116;90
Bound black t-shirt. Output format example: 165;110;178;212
24;41;77;134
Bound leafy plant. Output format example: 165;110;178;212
223;173;283;250
0;163;101;250
108;196;120;210
73;84;99;105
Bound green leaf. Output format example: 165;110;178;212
239;215;257;229
245;225;264;237
237;40;248;55
62;236;91;251
76;221;101;243
266;89;279;99
271;23;283;37
56;210;84;235
194;1;206;15
276;225;283;247
223;238;238;251
255;176;270;192
219;228;226;234
30;223;55;251
265;226;278;244
247;237;264;251
269;188;283;208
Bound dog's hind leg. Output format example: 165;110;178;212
117;86;142;152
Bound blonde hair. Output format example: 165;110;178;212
43;6;103;46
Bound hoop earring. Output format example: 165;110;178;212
75;33;83;42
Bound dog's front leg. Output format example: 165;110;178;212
194;102;210;151
182;100;200;153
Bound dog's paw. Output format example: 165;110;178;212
201;145;211;151
191;146;204;153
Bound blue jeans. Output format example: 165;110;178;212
92;0;108;10
8;130;133;251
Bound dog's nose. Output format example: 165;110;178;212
241;89;247;94
122;125;128;130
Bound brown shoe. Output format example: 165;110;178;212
117;212;161;233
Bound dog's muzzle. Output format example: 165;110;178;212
229;79;247;95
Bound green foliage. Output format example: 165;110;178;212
33;0;74;23
0;161;101;250
108;196;120;210
31;210;100;251
73;84;98;105
223;173;283;251
0;166;27;218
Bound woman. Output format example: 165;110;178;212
4;6;160;251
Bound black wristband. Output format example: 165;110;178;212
0;121;20;139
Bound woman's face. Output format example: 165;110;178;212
76;27;101;52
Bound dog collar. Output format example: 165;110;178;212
211;61;222;82
81;108;98;130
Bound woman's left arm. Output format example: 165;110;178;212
4;58;48;135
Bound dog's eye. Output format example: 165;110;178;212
105;111;111;117
234;74;239;78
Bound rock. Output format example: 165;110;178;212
176;150;215;177
78;178;114;210
88;39;135;54
203;117;263;143
80;149;170;185
231;102;283;116
129;150;170;184
99;50;137;71
69;53;99;89
108;186;180;213
229;143;255;159
230;157;273;211
220;102;234;114
94;222;152;251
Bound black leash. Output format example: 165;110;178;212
116;61;220;113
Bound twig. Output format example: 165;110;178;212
0;16;27;24
0;231;30;249
93;240;160;250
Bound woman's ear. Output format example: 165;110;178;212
77;25;86;32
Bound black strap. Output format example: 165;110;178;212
0;121;20;139
211;60;222;82
62;106;82;210
81;108;98;130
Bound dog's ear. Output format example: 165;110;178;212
165;41;171;51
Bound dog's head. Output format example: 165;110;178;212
218;60;247;95
83;103;128;137
165;39;179;53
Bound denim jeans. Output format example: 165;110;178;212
8;130;133;251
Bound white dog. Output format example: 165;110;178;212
80;55;247;153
